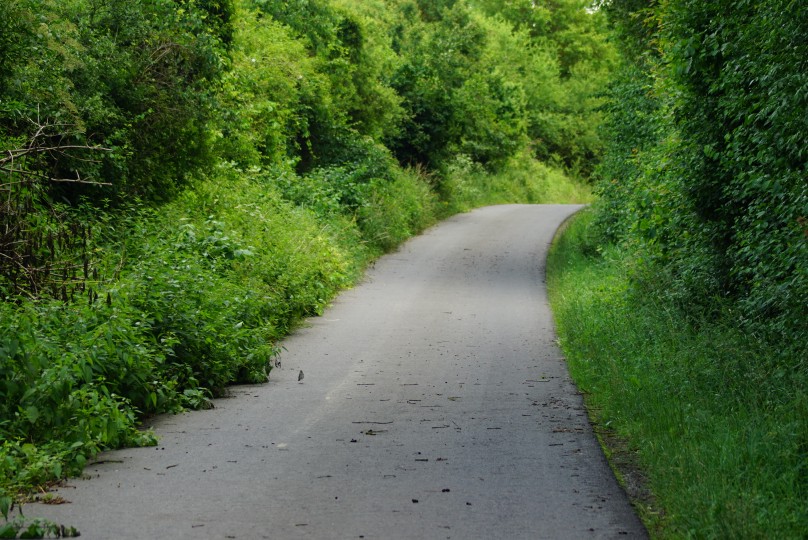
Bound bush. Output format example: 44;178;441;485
0;298;163;497
441;151;592;212
0;165;371;498
356;168;438;252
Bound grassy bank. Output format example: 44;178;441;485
547;209;807;538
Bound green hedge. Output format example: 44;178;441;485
596;0;807;348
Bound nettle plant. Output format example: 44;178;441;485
1;494;80;538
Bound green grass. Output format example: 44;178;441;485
547;209;807;539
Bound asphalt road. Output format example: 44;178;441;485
27;204;647;539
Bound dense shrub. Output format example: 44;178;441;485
596;0;807;346
0;168;365;498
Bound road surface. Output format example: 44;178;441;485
27;204;646;539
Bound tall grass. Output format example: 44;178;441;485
547;209;807;538
441;151;593;213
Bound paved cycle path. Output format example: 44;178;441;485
29;204;646;539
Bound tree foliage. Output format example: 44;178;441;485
0;0;230;198
476;0;617;175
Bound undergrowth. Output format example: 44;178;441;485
442;151;593;213
547;209;807;538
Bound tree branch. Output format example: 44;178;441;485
1;117;112;187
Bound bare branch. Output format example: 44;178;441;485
1;116;113;188
1;144;111;166
49;177;113;186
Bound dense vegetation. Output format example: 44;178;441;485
7;0;801;536
0;0;608;511
549;0;805;537
596;0;806;352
